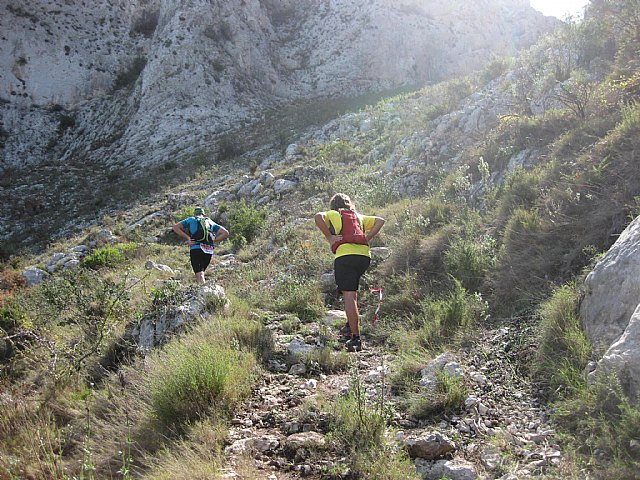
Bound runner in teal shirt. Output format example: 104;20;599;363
172;207;229;284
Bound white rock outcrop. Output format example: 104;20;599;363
132;283;227;350
580;215;640;403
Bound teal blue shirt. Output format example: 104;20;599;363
180;216;221;251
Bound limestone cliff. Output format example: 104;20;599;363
1;0;554;169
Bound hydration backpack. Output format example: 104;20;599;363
330;210;368;253
192;216;214;243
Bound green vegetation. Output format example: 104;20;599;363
224;200;267;248
533;283;590;399
113;56;147;90
408;371;468;420
149;339;255;426
327;378;420;479
82;243;137;269
275;275;324;321
2;2;640;477
554;374;640;480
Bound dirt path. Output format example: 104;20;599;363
219;312;563;479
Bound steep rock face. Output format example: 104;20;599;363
1;0;555;170
580;215;640;403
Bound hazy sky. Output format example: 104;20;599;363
530;0;589;19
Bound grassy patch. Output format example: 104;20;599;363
415;280;488;349
407;371;467;420
553;373;640;478
303;346;351;374
326;377;419;479
148;323;258;427
82;243;137;269
275;276;324;322
225;200;267;249
532;283;590;399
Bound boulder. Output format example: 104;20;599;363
420;352;462;388
285;432;326;452
287;338;316;356
226;435;280;454
259;171;275;187
273;178;297;194
166;192;197;210
20;267;47;286
322;309;347;326
404;432;456;460
144;260;175;273
580;215;640;402
415;458;477;480
88;229;118;247
132;284;227;350
289;363;307;376
581;215;640;347
595;304;640;403
285;144;301;162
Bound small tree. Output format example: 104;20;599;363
553;70;596;119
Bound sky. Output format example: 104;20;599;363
530;0;589;19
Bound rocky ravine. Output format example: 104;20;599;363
19;222;565;479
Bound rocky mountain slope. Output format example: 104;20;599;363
0;0;555;255
2;0;640;476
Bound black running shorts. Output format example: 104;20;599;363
190;248;213;273
334;254;371;292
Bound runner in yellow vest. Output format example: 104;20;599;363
314;193;385;351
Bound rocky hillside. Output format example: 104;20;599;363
0;0;555;255
2;1;640;478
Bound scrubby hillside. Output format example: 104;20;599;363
1;1;640;479
0;0;556;257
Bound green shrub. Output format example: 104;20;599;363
82;243;136;269
532;284;590;398
303;347;351;374
408;371;467;420
443;236;496;292
113;56;147;90
492;167;546;227
492;208;550;313
389;353;427;395
416;279;487;349
226;317;274;363
216;134;244;162
479;56;511;84
0;299;26;332
0;299;27;362
149;341;256;426
316;140;363;165
275;276;324;321
329;380;387;451
151;280;182;308
131;10;159;37
346;449;421;480
227;200;267;248
554;373;640;477
26;269;131;374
